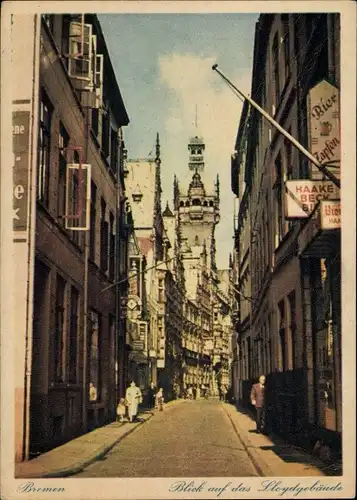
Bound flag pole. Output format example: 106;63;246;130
212;64;340;189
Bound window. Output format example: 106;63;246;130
264;193;269;269
68;287;79;383
61;15;71;63
278;300;287;371
37;90;53;206
110;128;118;174
264;323;271;374
68;20;93;81
109;212;115;281
273;154;285;246
272;33;280;105
158;278;165;303
95;54;104;108
282;15;291;79
54;275;66;382
101;109;110;158
285;129;293;179
92;108;99;137
288;291;297;369
89;311;101;402
247;337;252;379
58;122;69;220
69;154;80;244
89;182;97;261
100;198;108;272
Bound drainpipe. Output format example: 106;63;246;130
116;129;125;402
81;98;90;433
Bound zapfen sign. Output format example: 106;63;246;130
307;79;340;177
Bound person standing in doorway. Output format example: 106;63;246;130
148;382;156;409
250;375;267;433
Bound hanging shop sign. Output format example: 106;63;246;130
319;200;341;230
285;180;340;218
307;80;340;177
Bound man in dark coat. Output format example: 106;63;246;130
148;382;156;409
250;375;266;433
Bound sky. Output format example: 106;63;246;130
99;13;258;269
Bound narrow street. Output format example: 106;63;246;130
75;400;259;477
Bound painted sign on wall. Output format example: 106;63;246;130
307;80;340;179
13;111;30;231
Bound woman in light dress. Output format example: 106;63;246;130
155;388;164;411
125;381;142;422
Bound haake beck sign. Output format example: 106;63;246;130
13;111;30;231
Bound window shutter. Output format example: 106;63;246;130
68;21;93;81
95;54;104;108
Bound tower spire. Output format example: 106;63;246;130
155;132;161;165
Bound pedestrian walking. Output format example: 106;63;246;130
125;381;143;423
193;386;197;400
221;385;227;402
116;398;127;423
148;382;156;409
250;375;267;434
155;388;164;411
187;386;193;400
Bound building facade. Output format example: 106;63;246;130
231;14;341;454
126;227;150;391
13;14;130;461
124;135;165;389
173;133;234;396
213;270;234;397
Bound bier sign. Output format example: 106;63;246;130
319;200;341;230
285;180;340;218
13;111;30;231
307;80;340;178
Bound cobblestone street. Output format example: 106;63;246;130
75;400;259;477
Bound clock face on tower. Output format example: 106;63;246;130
127;298;136;310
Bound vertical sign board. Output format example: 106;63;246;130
307;80;340;180
13;111;30;231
